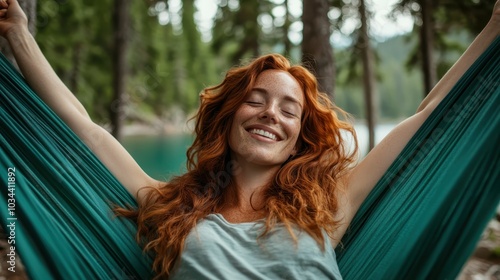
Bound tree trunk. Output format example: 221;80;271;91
231;1;260;63
110;0;130;141
420;0;436;97
283;0;292;57
0;0;37;66
301;0;335;98
359;0;377;151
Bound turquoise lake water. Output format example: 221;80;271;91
122;123;396;181
122;134;194;181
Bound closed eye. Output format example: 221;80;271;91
283;110;298;118
245;101;263;105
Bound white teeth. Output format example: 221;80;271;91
249;129;278;141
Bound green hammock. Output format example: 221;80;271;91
0;36;499;280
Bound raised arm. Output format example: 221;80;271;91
417;1;500;113
0;0;161;199
0;0;89;118
335;1;500;239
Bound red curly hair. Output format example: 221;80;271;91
115;54;358;279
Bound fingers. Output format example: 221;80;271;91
0;0;7;9
0;0;7;20
6;0;19;7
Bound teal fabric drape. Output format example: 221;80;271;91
336;36;500;278
0;36;499;280
0;58;154;277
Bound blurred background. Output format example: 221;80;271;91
0;0;495;177
0;0;498;278
0;0;495;178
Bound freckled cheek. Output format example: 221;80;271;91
283;120;301;140
235;106;259;122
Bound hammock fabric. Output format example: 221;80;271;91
0;36;499;279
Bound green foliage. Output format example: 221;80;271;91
335;35;423;120
212;0;260;63
376;36;423;120
393;0;494;81
36;0;221;123
34;0;490;125
36;0;113;121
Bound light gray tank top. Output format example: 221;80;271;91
171;213;342;279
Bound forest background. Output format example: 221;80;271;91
0;1;498;278
0;0;495;148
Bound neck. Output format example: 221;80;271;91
226;159;280;212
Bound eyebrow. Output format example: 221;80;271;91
251;87;303;109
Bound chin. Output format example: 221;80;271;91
249;153;288;166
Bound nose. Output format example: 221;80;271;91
259;103;278;123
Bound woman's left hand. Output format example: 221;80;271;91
0;0;28;39
490;0;500;26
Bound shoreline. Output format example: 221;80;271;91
112;118;402;138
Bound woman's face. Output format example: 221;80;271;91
229;69;304;167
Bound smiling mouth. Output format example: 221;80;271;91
248;128;279;141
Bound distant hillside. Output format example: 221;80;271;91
335;34;423;121
334;31;471;122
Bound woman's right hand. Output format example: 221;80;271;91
493;0;500;21
0;0;28;38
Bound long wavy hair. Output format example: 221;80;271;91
115;54;358;279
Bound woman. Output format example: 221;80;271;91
0;0;499;278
